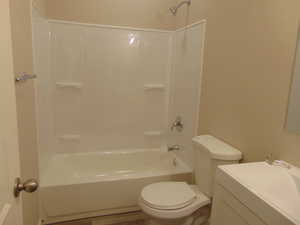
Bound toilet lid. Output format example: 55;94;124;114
141;182;197;210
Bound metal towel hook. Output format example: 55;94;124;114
15;73;37;83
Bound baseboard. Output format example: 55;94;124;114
42;207;141;225
42;211;146;225
92;211;146;225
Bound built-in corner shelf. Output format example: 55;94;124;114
56;82;82;89
143;84;165;91
144;131;163;137
58;134;81;142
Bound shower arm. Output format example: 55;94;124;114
170;0;191;15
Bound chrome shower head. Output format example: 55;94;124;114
169;6;178;15
169;0;191;16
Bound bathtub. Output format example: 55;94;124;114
40;149;192;220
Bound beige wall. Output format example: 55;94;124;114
32;0;46;16
174;0;300;166
9;0;39;225
45;0;176;30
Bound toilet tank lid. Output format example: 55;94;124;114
193;135;242;161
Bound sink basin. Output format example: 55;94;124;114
218;162;300;225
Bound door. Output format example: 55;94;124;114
0;0;39;225
0;0;23;225
10;0;40;224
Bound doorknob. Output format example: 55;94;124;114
14;178;39;197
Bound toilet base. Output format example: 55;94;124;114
144;206;210;225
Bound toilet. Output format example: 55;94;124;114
138;135;242;225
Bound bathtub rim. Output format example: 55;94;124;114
40;149;193;187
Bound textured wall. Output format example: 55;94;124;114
32;0;46;16
45;0;177;30
174;0;300;166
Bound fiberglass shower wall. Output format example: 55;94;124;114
32;9;52;172
34;18;173;169
50;23;172;152
168;22;206;169
33;11;206;171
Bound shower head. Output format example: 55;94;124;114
169;6;178;15
169;0;191;16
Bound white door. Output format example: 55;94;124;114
10;0;40;224
0;0;25;225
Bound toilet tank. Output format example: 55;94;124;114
193;135;242;198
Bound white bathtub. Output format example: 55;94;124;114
40;149;192;220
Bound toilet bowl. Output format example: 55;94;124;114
138;135;242;225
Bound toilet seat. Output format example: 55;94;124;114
139;184;210;220
141;182;197;210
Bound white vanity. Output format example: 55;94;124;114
211;162;300;225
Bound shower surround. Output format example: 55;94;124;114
33;10;205;223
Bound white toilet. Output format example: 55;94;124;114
138;135;242;225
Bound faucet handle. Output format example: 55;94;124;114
265;154;274;165
171;116;184;132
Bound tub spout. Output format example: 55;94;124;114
168;145;181;152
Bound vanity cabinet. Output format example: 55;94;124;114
211;184;266;225
210;162;299;225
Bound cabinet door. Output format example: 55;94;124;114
211;184;266;225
